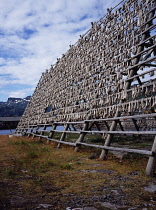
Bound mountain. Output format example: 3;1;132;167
0;96;31;117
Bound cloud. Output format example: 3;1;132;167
0;0;121;101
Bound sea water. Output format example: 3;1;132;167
0;129;16;135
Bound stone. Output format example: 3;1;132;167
144;184;156;193
110;151;128;159
98;202;118;209
71;208;83;210
96;202;129;210
39;204;53;209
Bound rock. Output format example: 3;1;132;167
88;153;99;159
96;202;129;210
111;190;121;196
110;151;128;159
39;204;53;209
97;202;118;209
129;171;139;176
88;164;103;166
10;196;28;206
41;193;46;198
72;208;83;210
21;170;28;173
144;184;156;193
97;169;114;174
66;208;97;210
82;169;114;174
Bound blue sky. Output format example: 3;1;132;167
0;0;121;102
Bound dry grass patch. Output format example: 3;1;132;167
0;135;156;209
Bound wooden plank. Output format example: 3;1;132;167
28;129;156;135
37;123;52;126
44;129;80;134
77;142;153;156
34;134;48;138
63;130;80;134
54;121;85;125
82;130;156;135
85;113;156;123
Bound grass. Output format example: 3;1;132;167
0;135;156;209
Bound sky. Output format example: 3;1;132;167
0;0;122;102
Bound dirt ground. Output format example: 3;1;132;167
0;135;156;210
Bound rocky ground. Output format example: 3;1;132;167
0;135;156;210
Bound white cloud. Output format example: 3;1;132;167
8;88;34;98
0;0;121;101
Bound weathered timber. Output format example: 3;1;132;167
77;142;153;156
100;110;121;160
146;136;156;176
57;123;70;148
85;113;156;122
15;0;156;176
75;117;90;152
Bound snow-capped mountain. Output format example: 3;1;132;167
0;96;31;117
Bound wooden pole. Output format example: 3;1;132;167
28;126;33;138
57;124;69;148
32;125;39;139
104;121;110;130
100;110;120;159
118;120;124;131
75;116;90;152
39;125;46;140
146;136;156;176
132;118;139;131
47;124;57;143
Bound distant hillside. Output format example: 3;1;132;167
0;96;31;117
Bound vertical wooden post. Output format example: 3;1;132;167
47;124;57;143
146;136;156;176
28;126;33;138
132;118;139;131
75;119;90;152
57;123;69;148
104;121;110;130
32;125;39;139
100;110;120;160
23;127;28;136
39;125;46;140
118;120;124;131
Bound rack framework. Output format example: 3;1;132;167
15;0;156;176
